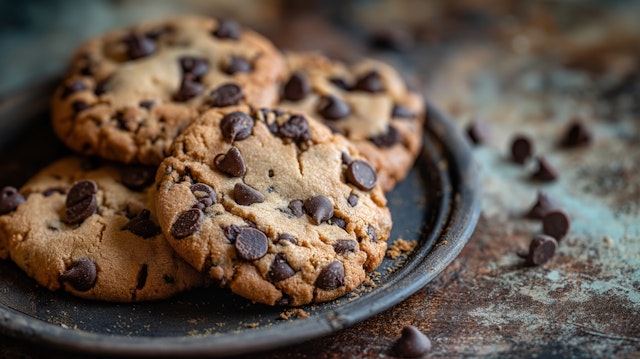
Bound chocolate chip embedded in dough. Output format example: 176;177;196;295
333;240;357;254
122;209;161;238
277;114;311;143
174;75;204;102
179;56;209;79
0;186;25;215
283;72;311;101
353;70;384;93
268;254;295;282
234;183;265;206
121;165;156;191
208;83;243;107
61;80;86;98
225;56;252;75
367;225;378;242
59;258;97;292
65;180;98;224
171;208;203;239
303;195;334;225
329;77;350;90
277;233;297;245
214;146;246;177
347;194;359;207
391;104;416;119
369;125;402;147
315;260;345;290
318;95;351;120
123;33;156;60
72;100;89;114
234;227;268;261
288;200;304;218
345;160;377;191
224;224;242;243
220;111;254;143
213;18;241;40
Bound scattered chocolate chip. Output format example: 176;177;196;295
278;114;311;143
122;209;161;238
532;156;559;182
288;200;304;218
65;180;98;224
214;146;246;177
234;183;265;206
283;72;311;101
43;188;65;197
526;234;558;266
174;75;204;102
139;100;155;109
61;80;86;98
394;325;431;358
315;261;345;290
353;70;384;93
121;165;156;191
333;240;357;254
179;56;209;79
208;83;243;107
392;104;416;119
72;100;89;113
367;225;378;242
542;209;570;241
235;227;268;261
213;18;241;40
526;191;558;219
347;194;359;207
136;264;148;290
341;152;353;165
220;111;254;143
561;119;592;147
329;216;347;229
346;160;377;191
303;195;334;225
277;233;297;245
123;33;156;60
224;224;242;243
0;186;25;215
225;56;252;75
329;77;351;90
318;95;351;120
59;258;97;292
466;120;490;145
370;125;402;147
268;254;295;282
171;208;203;239
511;135;534;164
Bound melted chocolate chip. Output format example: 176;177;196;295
318;95;351;120
347;194;359;207
62;80;86;98
65;180;98;224
179;56;209;79
59;258;97;292
370;125;402;147
346;160;377;191
561;119;592;147
122;209;161;238
277;233;297;245
277;114;311;143
214;147;246;177
288;200;304;218
234;183;265;206
353;70;384;93
171;208;203;239
394;325;432;358
174;75;204;102
315;261;345;290
511;135;534;164
123;33;156;60
542;209;570;241
208;83;243;107
235;227;268;261
283;72;311;101
0;186;25;215
329;77;350;90
303;195;334;225
225;56;252;75
532;156;559;182
136;264;148;290
220;111;254;143
392;104;416;119
268;253;295;282
526;191;558;219
526;234;558;266
333;240;357;254
213;18;241;40
121;165;156;191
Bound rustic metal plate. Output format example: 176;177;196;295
0;81;480;357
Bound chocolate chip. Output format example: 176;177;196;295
511;135;534;164
329;77;351;90
392;104;416;119
394;325;432;358
123;33;156;60
367;225;378;242
208;83;243;107
369;125;402;147
329;216;347;229
268;254;295;282
171;208;203;239
213;18;241;40
0;186;25;215
318;95;351;120
59;258;97;292
94;78;109;96
139;100;155;109
288;200;304;217
466;120;490;145
353;70;384;93
65;180;98;224
235;227;268;261
315;261;344;290
333;240;357;254
191;182;216;206
275;295;291;306
72;100;89;113
526;234;558;266
347;194;359;207
214;147;246;177
224;224;242;243
220;111;254;143
542;209;570;240
121;165;156;191
532;156;559;182
234;183;265;206
43;188;65;197
136;264;148;290
174;75;204;102
526;191;558;219
225;56;252;75
283;72;311;101
561;119;592;147
61;80;86;98
278;114;311;143
303;195;334;225
179;56;209;79
346;160;377;191
122;209;161;238
277;233;297;245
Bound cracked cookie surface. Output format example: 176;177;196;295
0;157;204;302
51;15;285;165
155;106;392;306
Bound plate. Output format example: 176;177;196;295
0;81;480;357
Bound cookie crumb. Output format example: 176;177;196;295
386;238;417;259
279;308;310;320
246;322;259;328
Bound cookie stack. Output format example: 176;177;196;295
0;16;424;306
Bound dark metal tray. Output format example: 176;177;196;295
0;81;480;357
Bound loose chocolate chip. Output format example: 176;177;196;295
174;75;204;102
235;227;268;261
466;120;490;145
179;56;209;79
367;225;378;242
315;261;345;290
208;83;243;107
369;125;402;147
303;195;334;225
353;70;384;93
278;114;311;143
346;160;377;191
213;18;241;40
268;254;295;282
234;183;265;206
347;194;359;207
124;33;156;60
288;200;304;217
392;104;416;119
283;72;311;101
139;100;155;109
526;191;558;219
277;233;297;245
224;224;242;243
561;119;592;147
0;186;25;215
526;234;558;266
121;165;156;191
214;147;246;177
318;95;351;120
59;258;97;292
220;111;254;143
225;56;252;75
329;216;347;229
65;180;98;224
62;80;86;98
72;100;90;113
136;264;148;290
511;135;534;164
329;77;350;90
333;239;357;254
171;208;203;239
542;209;570;240
43;188;65;197
532;156;559;182
122;209;161;238
394;325;432;358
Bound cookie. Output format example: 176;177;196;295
51;15;286;165
0;157;205;302
278;52;425;192
155;106;392;306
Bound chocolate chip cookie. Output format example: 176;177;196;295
155;106;392;306
51;15;286;165
279;52;425;192
0;157;205;302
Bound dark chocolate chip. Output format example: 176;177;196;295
315;261;344;290
394;325;432;358
283;72;311;101
329;77;350;90
62;80;86;98
268;169;275;177
171;208;203;239
225;56;252;75
72;100;90;113
122;209;161;238
278;114;311;143
0;186;25;215
275;294;291;306
346;160;377;191
139;100;155;109
367;225;378;242
347;194;359;207
179;56;209;79
213;18;241;40
121;165;156;191
123;33;156;60
329;216;347;229
174;75;204;102
220;111;254;143
191;183;217;208
234;183;265;206
526;234;558;266
65;180;98;224
59;258;97;292
392;104;416;119
94;79;109;96
353;70;384;93
561;119;592;147
214;146;246;177
542;209;570;241
532;156;559;182
208;83;243;107
466;120;490;145
511;135;534;164
288;200;304;218
277;233;297;245
234;227;268;261
526;191;558;219
333;239;357;254
224;224;242;243
136;264;148;290
303;195;334;225
268;253;295;282
369;125;402;147
318;95;351;120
